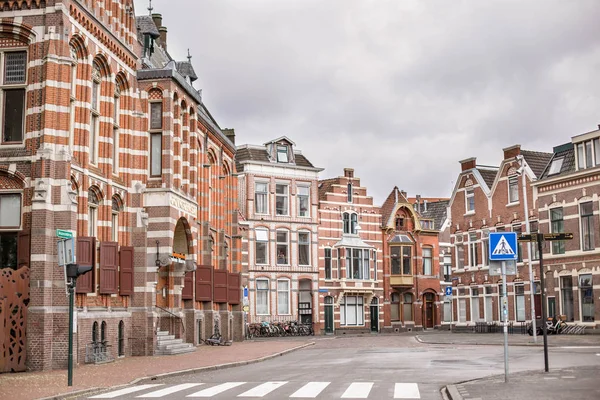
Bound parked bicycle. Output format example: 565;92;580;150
246;320;314;338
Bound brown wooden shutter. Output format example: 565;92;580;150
228;272;241;305
76;237;96;293
213;270;228;303
182;271;193;300
17;230;31;268
119;246;134;296
195;265;212;301
99;241;119;294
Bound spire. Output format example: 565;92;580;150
148;0;153;15
187;49;192;63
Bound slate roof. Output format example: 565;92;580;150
176;61;198;82
540;143;576;179
235;146;316;173
136;16;160;38
420;200;449;230
521;150;553;178
477;167;498;189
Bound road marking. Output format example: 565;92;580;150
558;346;600;349
394;383;421;399
187;382;246;397
90;384;163;398
562;376;576;379
238;381;288;397
290;382;331;398
341;382;374;399
138;383;204;397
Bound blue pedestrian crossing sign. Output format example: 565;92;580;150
489;232;518;261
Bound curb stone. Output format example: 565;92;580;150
445;384;463;400
39;341;315;400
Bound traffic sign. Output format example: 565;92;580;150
56;229;73;239
489;232;518;261
489;260;517;276
518;233;573;242
242;305;249;312
444;286;452;296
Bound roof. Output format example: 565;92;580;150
334;235;373;248
176;61;198;82
540;143;575;179
420;200;449;230
389;234;413;244
477;167;498;189
521;150;553;178
136;16;160;38
235;146;316;172
318;178;337;201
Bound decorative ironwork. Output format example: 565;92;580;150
0;266;30;372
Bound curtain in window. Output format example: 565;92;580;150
255;183;268;214
298;232;310;265
277;280;289;315
458;298;466;322
256;280;269;314
423;247;432;275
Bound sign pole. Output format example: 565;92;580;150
502;260;509;383
537;233;549;372
67;277;75;386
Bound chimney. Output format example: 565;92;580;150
459;157;476;172
503;144;521;160
415;195;421;213
159;26;168;51
423;199;428;212
344;168;354;178
223;128;235;144
152;13;163;29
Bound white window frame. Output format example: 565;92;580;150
254;181;269;215
89;64;101;165
508;175;519;203
470;287;481;322
468;232;478;267
465;188;475;213
484;286;494;322
276;144;288;162
422;246;432;275
0;192;22;229
1;49;28;146
88;192;99;238
548;157;564;175
579;201;595;251
340;295;364;326
276;229;289;265
149;101;163;177
514;284;526;322
256;279;269;315
112;86;121;175
297;185;310;217
255;228;269;265
298;231;310;266
275;183;289;216
277;278;290;315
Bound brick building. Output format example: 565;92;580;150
447;145;552;327
532;127;600;327
380;188;443;331
236;137;322;325
0;1;242;372
316;168;383;334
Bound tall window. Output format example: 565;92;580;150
113;84;121;174
580;274;594;322
347;183;352;203
422;247;432;275
255;228;268;265
515;284;526;321
391;246;401;274
0;193;21;229
512;224;523;262
468;232;478;267
149;101;162;177
111;197;120;242
88;189;99;237
391;293;400;321
560;276;574;321
471;287;480;322
324;248;332;280
456;243;464;269
580;202;595;251
254;182;268;214
465;188;475;213
508;176;519;203
340;296;363;326
403;293;413;321
530;221;540;260
69;46;78;149
372;249;377;280
276;230;289;265
256;279;269;315
277;279;290;314
594;138;600;166
343;212;358;234
1;51;27;144
275;183;289;215
297;186;310;217
577;142;584;169
298;231;310;266
481;231;489;266
402;246;412;274
276;145;288;162
90;63;101;164
550;208;565;254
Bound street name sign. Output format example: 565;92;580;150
56;229;73;239
518;233;573;242
489;232;518;261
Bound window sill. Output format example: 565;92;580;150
464;211;475;216
506;201;520;208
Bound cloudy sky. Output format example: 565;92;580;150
134;0;600;204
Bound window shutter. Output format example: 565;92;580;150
182;271;193;300
99;242;119;294
76;237;96;293
228;272;241;305
195;265;212;301
213;270;228;303
17;230;31;268
119;246;134;296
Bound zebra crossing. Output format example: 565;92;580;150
89;381;422;399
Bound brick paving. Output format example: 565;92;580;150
0;340;314;400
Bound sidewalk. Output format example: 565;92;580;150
0;340;314;400
445;365;600;400
417;330;600;347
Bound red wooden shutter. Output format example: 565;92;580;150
195;265;212;301
228;272;241;305
213;270;228;303
99;242;119;294
119;246;134;296
76;237;96;293
17;230;31;268
182;271;193;300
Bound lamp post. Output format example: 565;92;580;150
517;155;537;343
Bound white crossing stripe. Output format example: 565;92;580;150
394;383;421;399
90;384;163;398
138;383;204;397
187;382;246;397
341;382;374;398
290;382;331;398
238;381;288;397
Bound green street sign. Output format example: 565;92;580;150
56;229;73;239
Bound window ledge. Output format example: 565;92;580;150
0;142;25;149
506;201;520;208
464;211;475;216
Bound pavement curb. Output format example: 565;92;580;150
415;335;548;347
444;385;463;400
39;341;315;400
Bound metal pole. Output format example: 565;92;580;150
502;260;509;383
519;156;537;343
537;233;549;372
67;277;75;386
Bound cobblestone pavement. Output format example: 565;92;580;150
416;330;600;347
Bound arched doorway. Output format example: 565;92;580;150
370;297;379;332
423;292;435;328
324;296;334;334
298;279;312;324
157;218;192;310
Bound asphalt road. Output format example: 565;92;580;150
83;336;600;400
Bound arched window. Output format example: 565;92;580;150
92;321;99;343
89;62;101;165
111;196;123;242
347;183;352;203
343;212;358;235
88;188;100;237
100;321;107;343
69;44;79;149
1;48;27;144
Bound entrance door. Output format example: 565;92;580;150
424;293;434;328
370;297;379;332
324;296;334;334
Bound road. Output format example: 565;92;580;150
83;335;600;400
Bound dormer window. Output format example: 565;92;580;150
548;157;564;175
276;145;288;163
